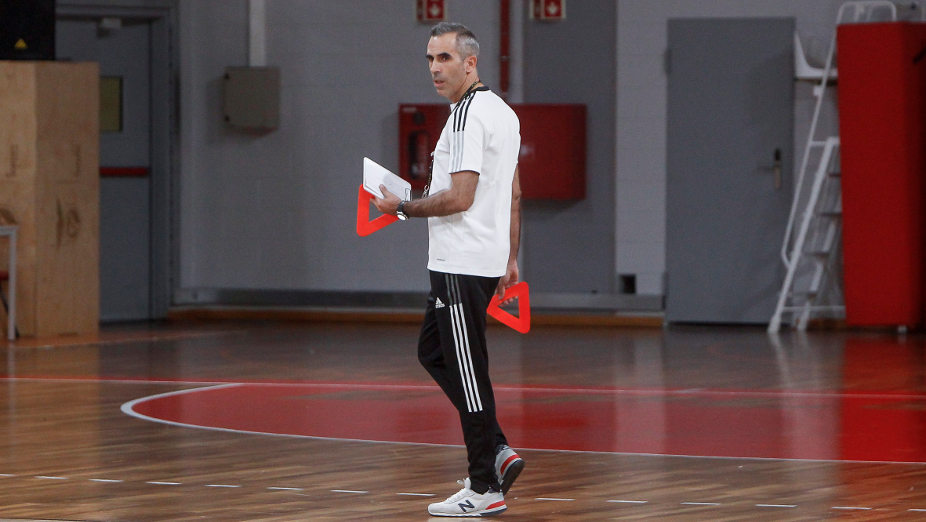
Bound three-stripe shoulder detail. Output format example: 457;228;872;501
453;92;478;132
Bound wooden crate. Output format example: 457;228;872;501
0;61;99;337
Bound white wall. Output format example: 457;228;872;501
175;0;921;307
178;1;500;293
521;1;617;296
176;0;623;304
614;0;919;295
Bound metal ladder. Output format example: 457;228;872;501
768;1;898;333
768;137;843;332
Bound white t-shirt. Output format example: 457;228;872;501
427;88;521;277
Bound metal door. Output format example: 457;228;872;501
56;18;153;321
666;18;794;324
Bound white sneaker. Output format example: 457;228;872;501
427;478;507;517
495;445;524;495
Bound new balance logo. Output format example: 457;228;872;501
435;297;446;309
458;499;475;512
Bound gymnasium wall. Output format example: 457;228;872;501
178;1;498;296
614;0;918;296
176;0;627;307
174;0;916;309
521;1;616;296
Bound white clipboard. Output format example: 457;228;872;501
362;157;411;200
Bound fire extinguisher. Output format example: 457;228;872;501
406;130;430;190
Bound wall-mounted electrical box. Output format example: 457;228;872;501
222;66;280;131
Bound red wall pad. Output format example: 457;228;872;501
837;23;926;327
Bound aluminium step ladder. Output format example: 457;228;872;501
768;138;843;332
768;1;899;333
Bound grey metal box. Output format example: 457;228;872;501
222;66;280;130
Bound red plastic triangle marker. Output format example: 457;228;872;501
356;184;398;237
487;281;530;334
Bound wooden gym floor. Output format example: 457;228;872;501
2;317;926;520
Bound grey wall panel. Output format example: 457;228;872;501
178;1;500;293
522;1;617;295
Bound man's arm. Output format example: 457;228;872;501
373;171;478;218
496;166;521;299
406;171;478;217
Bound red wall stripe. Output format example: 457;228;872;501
100;166;149;178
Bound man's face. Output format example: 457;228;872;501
427;33;471;102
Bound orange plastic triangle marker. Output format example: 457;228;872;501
356;184;398;236
487;281;530;334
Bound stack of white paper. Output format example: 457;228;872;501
362;157;411;200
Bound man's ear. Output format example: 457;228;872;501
466;55;478;74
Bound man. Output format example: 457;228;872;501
373;22;525;518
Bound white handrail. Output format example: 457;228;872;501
837;1;897;24
794;32;838;81
780;32;839;266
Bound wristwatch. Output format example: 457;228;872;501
396;200;409;221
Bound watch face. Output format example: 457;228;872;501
397;212;408;221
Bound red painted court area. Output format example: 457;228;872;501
125;382;926;463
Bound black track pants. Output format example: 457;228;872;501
418;270;509;494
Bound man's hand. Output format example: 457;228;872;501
372;184;401;215
495;260;519;305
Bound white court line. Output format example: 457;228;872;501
4;376;235;386
9;372;926;406
13;373;920;401
7;471;926;515
119;384;926;466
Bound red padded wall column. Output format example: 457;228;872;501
837;23;926;327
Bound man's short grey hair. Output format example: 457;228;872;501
430;22;480;59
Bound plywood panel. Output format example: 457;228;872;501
0;62;39;338
0;61;99;337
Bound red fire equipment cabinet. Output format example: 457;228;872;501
399;103;586;200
